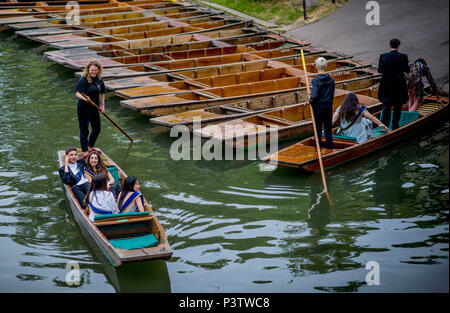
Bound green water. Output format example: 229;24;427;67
0;31;448;293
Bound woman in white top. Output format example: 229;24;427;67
332;93;389;143
84;173;118;222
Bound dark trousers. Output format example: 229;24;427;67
313;104;334;149
77;103;101;152
381;102;402;130
109;184;121;199
72;182;90;209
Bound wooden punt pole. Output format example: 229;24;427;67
300;48;330;201
81;93;134;142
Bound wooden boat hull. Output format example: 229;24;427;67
45;34;308;68
93;50;340;80
115;59;373;99
57;149;173;266
121;69;380;117
193;90;382;148
264;96;449;171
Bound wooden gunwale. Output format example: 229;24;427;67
57;149;173;266
264;96;448;171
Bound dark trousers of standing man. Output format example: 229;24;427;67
381;102;402;130
77;103;101;152
312;104;334;149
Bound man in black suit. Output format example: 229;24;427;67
378;38;410;130
58;146;90;209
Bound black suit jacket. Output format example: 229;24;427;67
378;50;410;104
58;159;86;187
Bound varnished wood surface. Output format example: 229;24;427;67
265;96;448;172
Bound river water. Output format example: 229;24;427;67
0;31;448;293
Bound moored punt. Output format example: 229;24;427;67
104;49;319;91
150;85;380;131
121;64;379;117
0;0;183;17
115;58;372;99
14;10;217;37
0;0;193;24
47;25;260;50
264;96;448;171
57;148;173;266
119;64;379;117
87;48;339;80
193;90;381;148
47;34;309;69
32;18;247;47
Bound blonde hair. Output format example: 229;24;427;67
82;60;103;83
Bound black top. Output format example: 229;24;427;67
58;158;86;187
309;74;335;106
75;76;106;107
378;50;410;104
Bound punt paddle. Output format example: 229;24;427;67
82;93;134;142
300;49;330;201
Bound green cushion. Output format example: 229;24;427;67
380;110;420;129
110;234;158;250
107;166;120;185
373;111;420;138
94;211;149;222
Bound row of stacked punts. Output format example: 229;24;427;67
2;0;447;266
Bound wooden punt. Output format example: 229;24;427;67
33;18;246;47
57;148;173;266
264;95;448;171
46;34;308;69
105;46;324;91
115;58;371;99
15;9;215;37
193;90;382;148
75;39;306;71
0;0;181;17
0;1;191;23
121;67;380;117
46;25;258;50
149;79;380;131
91;48;341;80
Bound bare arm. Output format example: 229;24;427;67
364;110;390;132
75;92;89;102
332;111;340;126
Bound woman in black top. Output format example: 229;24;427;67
75;60;106;158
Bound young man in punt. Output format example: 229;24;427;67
58;146;91;209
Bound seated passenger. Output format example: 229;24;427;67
332;93;390;143
85;174;118;222
117;176;146;214
58;146;90;209
83;150;120;198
